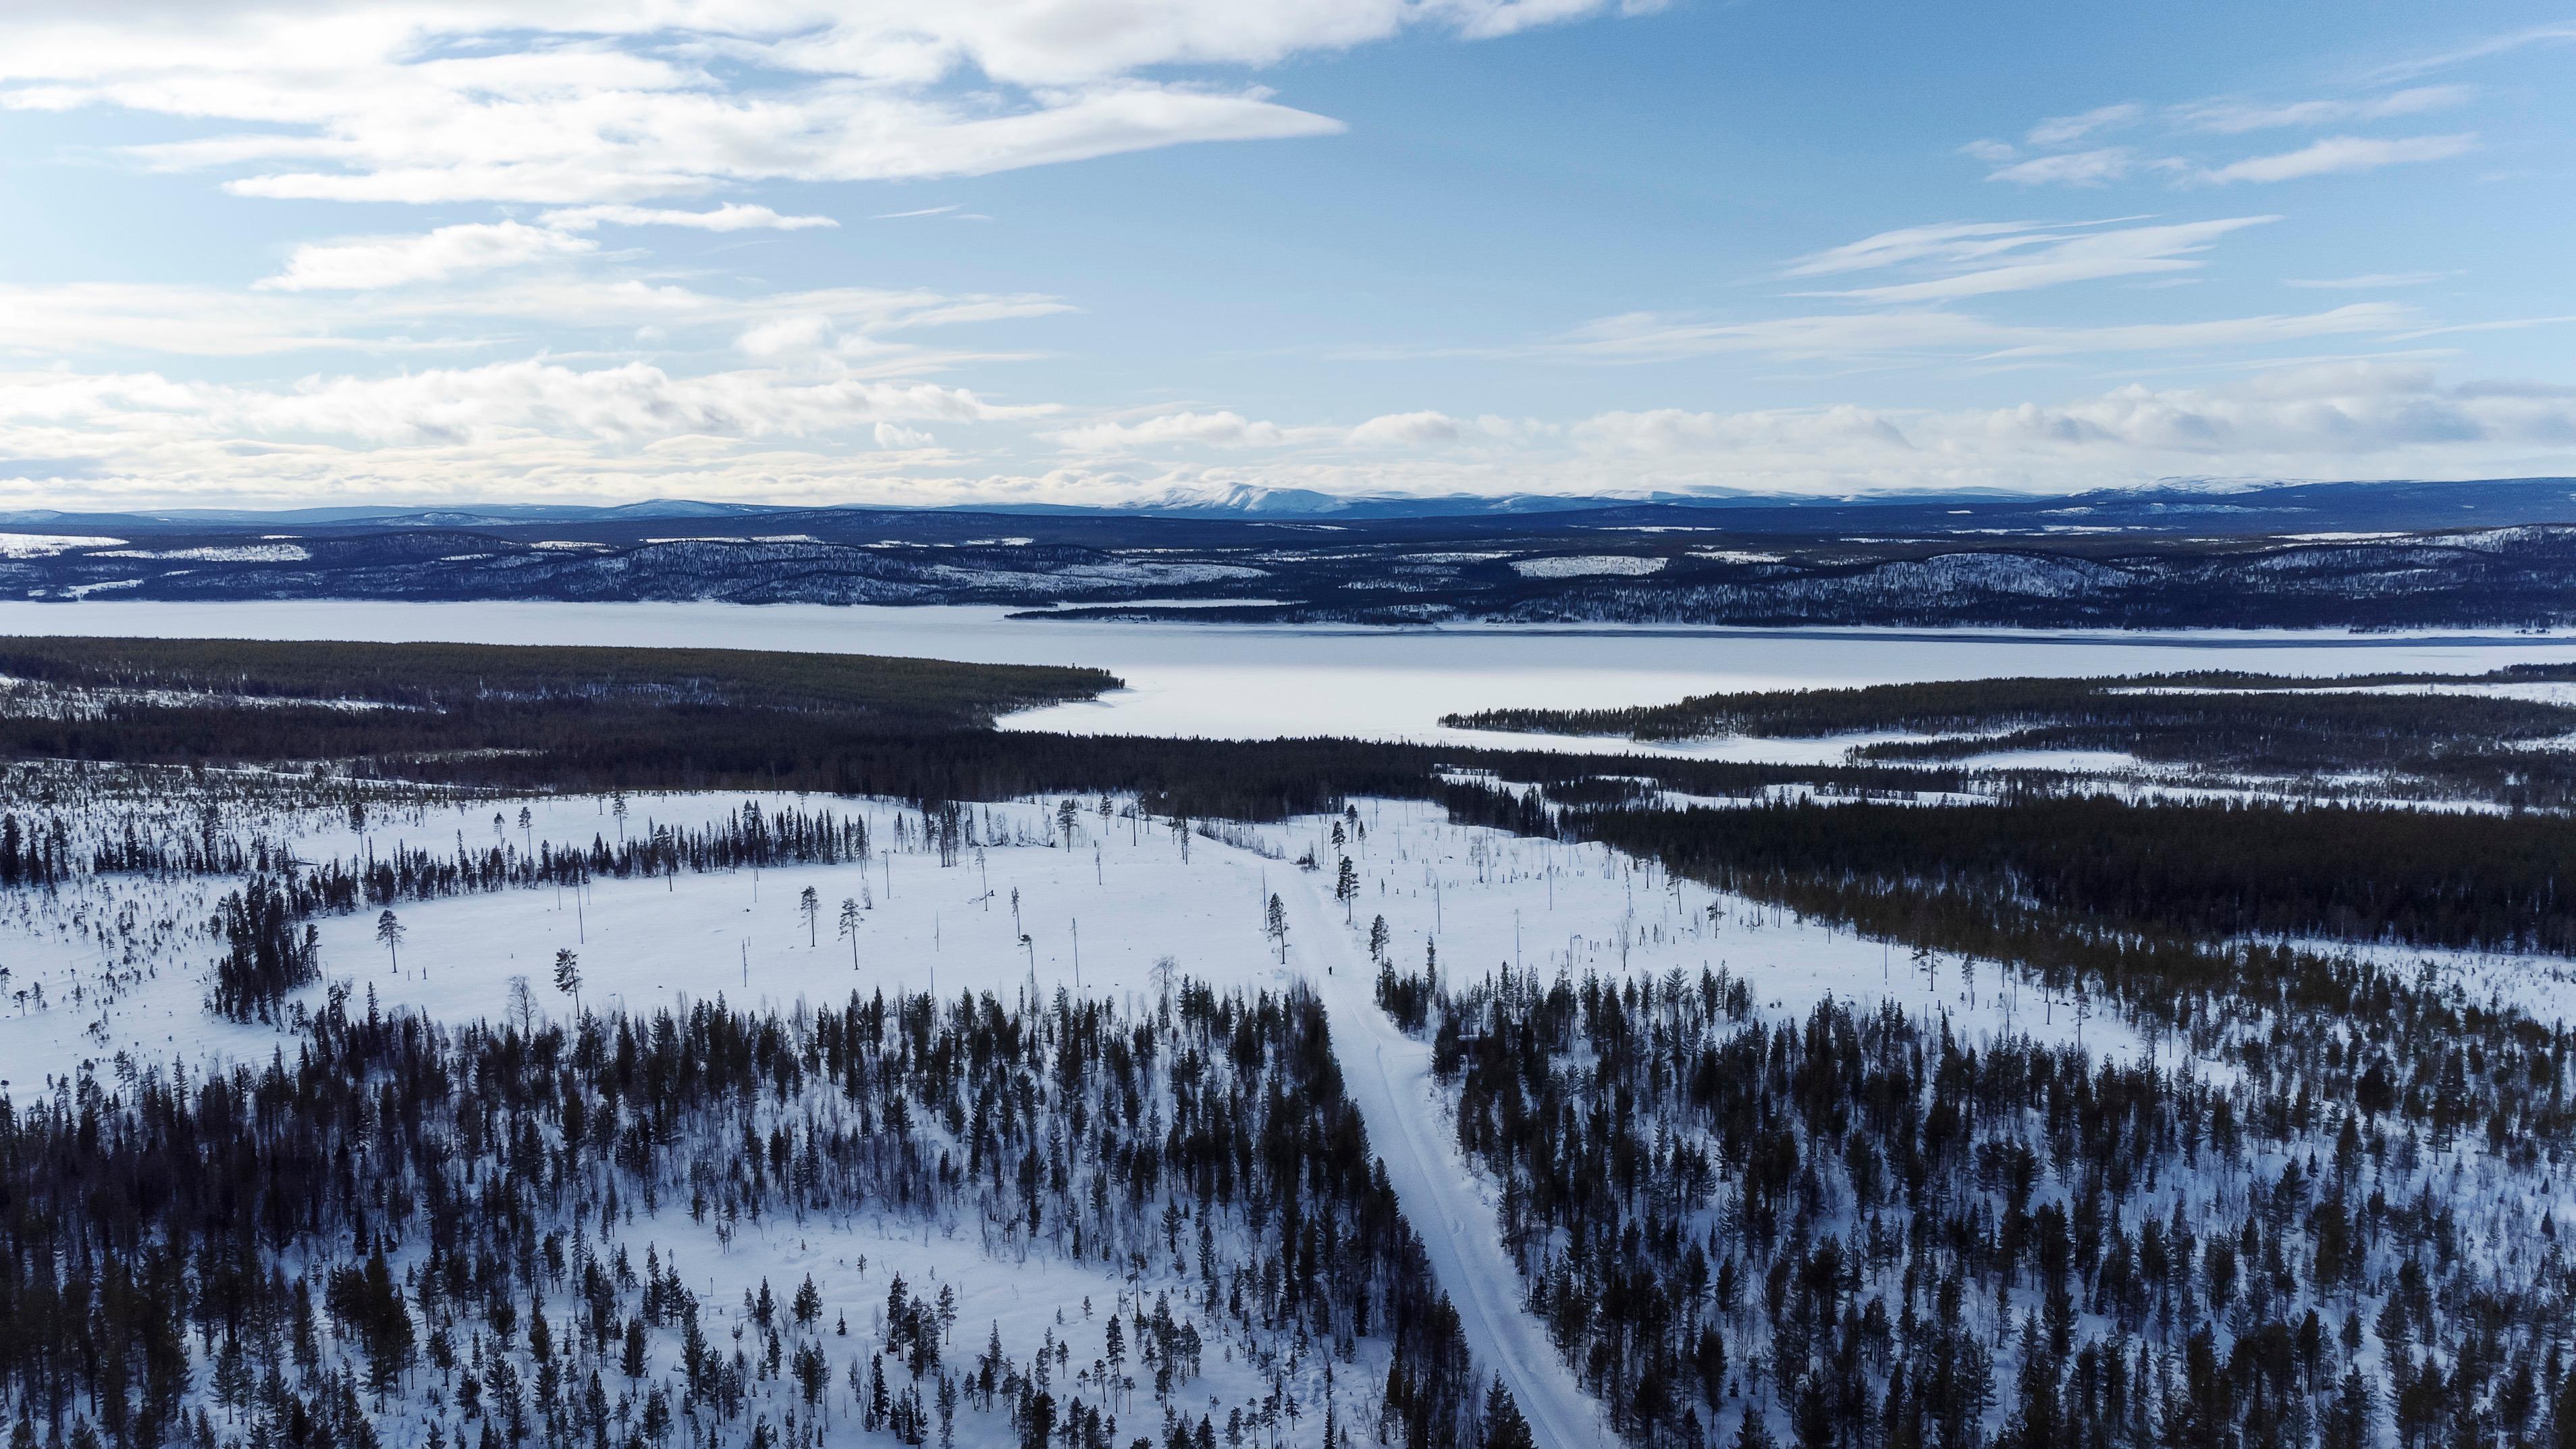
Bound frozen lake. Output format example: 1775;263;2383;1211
3;598;2574;754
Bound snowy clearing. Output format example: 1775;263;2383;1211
1509;556;1669;579
0;531;125;556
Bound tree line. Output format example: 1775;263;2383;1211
1429;778;2576;959
1443;669;2576;809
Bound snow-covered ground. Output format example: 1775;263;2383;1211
0;786;2219;1101
0;785;2187;1449
1283;867;1619;1449
2238;934;2576;1025
12;782;2570;1449
1243;801;2153;1061
0;793;1288;1087
603;1208;1357;1449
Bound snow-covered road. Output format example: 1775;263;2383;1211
1274;872;1617;1449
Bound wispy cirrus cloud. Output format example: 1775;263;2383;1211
2357;23;2576;84
2024;103;2145;149
1787;217;2274;302
0;272;1073;360
1514;302;2413;365
538;205;838;232
1971;80;2483;189
1984;148;2170;187
2172;84;2472;133
2195;133;2476;184
2286;272;2448;289
1337;186;2422;373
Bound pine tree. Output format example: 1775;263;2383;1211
1481;1377;1534;1449
552;947;581;1015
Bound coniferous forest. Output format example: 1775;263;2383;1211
0;982;1499;1449
1380;957;2575;1449
2;633;2574;1449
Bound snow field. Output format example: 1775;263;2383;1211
1247;801;2155;1064
531;1208;1380;1449
18;785;2576;1449
0;795;1294;1087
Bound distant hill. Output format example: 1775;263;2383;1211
4;477;2573;630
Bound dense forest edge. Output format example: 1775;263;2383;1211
1441;666;2576;741
1441;668;2576;807
0;636;1119;731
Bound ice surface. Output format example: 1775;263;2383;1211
3;598;2574;752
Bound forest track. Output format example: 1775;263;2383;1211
1274;873;1617;1449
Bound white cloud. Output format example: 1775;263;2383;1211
0;1;1644;207
0;353;1046;448
2024;103;2142;149
2197;133;2476;184
0;283;390;356
248;361;1037;444
1985;148;2149;187
539;205;837;232
2173;85;2473;134
1053;406;1520;455
2286;272;2447;290
258;221;594;290
11;359;2576;510
1049;409;1310;452
192;86;1346;205
1986;86;2479;190
1783;221;2063;278
1791;217;2274;302
2359;24;2576;84
735;315;835;358
1358;202;2405;373
1980;304;2414;359
1345;411;1464;447
1491;300;2409;366
0;273;1073;360
1562;364;2576;477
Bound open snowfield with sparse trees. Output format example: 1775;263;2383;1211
7;760;2576;1449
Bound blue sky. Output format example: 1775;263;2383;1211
0;0;2571;508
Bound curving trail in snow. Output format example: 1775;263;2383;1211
1272;870;1619;1449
